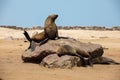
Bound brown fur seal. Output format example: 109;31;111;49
91;56;120;65
44;14;59;40
24;14;58;43
31;32;46;42
23;14;59;49
23;30;47;50
56;45;90;57
23;30;46;43
56;45;93;66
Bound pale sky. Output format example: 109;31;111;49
0;0;120;27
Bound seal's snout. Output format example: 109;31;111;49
55;14;58;17
54;14;58;19
50;14;58;19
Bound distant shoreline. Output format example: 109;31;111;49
0;25;120;31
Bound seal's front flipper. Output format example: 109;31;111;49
30;41;37;51
88;58;93;67
39;38;49;46
79;56;87;67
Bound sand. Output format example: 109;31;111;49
0;27;120;80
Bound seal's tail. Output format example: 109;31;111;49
23;30;32;42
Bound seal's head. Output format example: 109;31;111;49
49;14;58;20
45;14;58;24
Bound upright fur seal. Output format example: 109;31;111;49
44;14;59;40
23;14;59;49
24;14;58;43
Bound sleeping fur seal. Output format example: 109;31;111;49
91;56;120;65
56;44;93;66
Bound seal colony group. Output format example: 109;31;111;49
23;14;92;66
23;14;120;67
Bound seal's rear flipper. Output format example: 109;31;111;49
58;36;69;39
23;30;31;42
79;56;87;67
23;30;33;49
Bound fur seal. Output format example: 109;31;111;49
44;14;59;40
23;30;47;50
56;45;93;66
23;14;59;49
31;32;46;43
24;14;59;43
23;30;46;43
91;56;120;65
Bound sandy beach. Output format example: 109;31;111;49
0;27;120;80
